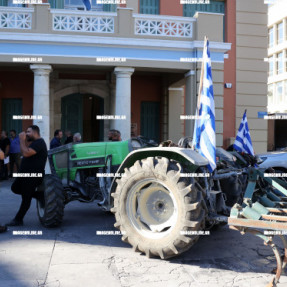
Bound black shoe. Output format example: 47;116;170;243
5;219;24;227
0;225;7;233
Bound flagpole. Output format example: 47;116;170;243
197;36;207;110
191;36;217;171
192;36;208;150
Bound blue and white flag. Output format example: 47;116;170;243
192;37;216;172
82;0;92;10
234;110;254;156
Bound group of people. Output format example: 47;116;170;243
0;125;47;232
0;130;22;181
50;130;82;149
0;127;122;233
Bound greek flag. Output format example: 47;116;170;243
192;38;216;172
234;110;254;156
82;0;92;10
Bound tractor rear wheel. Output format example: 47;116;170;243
36;174;65;227
111;157;206;259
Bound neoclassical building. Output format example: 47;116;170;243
0;0;268;152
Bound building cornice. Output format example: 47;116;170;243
0;32;231;52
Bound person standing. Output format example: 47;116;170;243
50;129;63;149
73;132;82;143
6;125;47;226
64;130;73;144
108;129;122;141
9;130;21;177
0;131;10;180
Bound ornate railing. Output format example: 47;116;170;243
134;14;194;38
52;10;115;33
0;7;33;29
0;6;194;38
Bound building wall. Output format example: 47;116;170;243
194;12;225;147
223;0;236;147
236;0;268;153
160;0;183;17
267;0;287;113
196;62;224;147
0;71;34;132
131;75;162;137
168;88;185;142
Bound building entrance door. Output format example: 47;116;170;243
61;93;104;142
1;99;22;134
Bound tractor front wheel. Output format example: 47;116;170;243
36;174;65;227
111;157;206;259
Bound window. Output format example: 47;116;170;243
277;22;283;44
183;0;225;16
268;84;274;106
8;0;24;6
269;27;274;48
0;0;24;6
269;57;274;77
140;0;159;15
49;0;116;11
285;81;287;100
183;0;225;40
277;52;283;74
276;81;283;104
49;0;64;9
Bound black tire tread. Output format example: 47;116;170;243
111;156;206;259
37;174;65;228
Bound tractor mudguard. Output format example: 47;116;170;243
107;147;209;208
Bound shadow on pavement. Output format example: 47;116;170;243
0;179;284;284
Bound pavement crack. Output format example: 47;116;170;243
39;233;59;287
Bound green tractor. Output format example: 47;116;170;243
37;138;225;259
36;138;287;282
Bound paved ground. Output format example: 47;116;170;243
1;178;287;287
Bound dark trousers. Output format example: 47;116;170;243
9;153;21;176
0;160;8;179
11;177;43;221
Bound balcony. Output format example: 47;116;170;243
0;4;194;39
0;4;229;70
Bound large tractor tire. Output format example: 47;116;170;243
111;157;206;259
36;174;65;227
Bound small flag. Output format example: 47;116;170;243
234;110;254;156
82;0;92;10
192;37;216;172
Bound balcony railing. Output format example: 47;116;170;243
0;7;33;29
0;5;197;39
134;14;194;38
52;9;116;33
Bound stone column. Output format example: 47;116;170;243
114;67;134;140
168;87;185;142
184;70;196;137
30;64;52;147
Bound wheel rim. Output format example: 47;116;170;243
126;178;178;239
37;198;45;218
